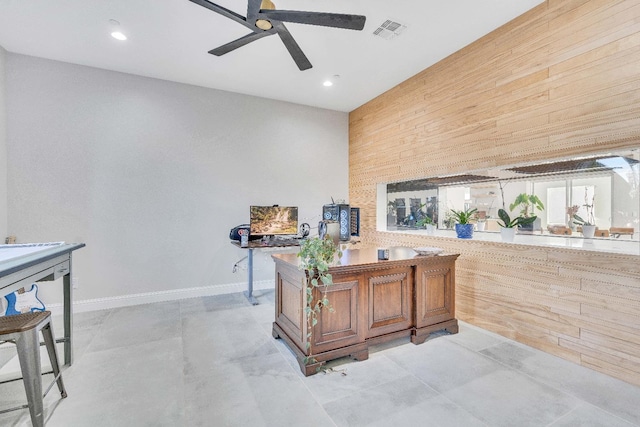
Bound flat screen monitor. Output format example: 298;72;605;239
250;206;298;236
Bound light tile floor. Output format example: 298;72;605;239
0;289;639;426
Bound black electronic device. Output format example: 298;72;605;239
299;223;310;238
350;207;360;237
229;224;261;241
322;204;339;222
250;206;298;236
338;204;350;241
323;202;351;241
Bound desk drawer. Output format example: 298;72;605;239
0;254;70;293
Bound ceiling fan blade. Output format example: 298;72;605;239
188;0;254;30
209;30;275;56
259;10;366;31
246;0;262;22
273;22;312;71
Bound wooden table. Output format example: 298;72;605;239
0;242;85;366
272;247;459;375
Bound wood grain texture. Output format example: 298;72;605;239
349;0;640;386
272;253;459;375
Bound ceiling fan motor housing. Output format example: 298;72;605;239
255;0;275;30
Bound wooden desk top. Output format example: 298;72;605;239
272;247;459;274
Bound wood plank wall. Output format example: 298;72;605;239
349;0;640;386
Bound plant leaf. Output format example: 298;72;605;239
498;209;512;227
515;215;536;227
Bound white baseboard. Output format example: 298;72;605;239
45;280;275;315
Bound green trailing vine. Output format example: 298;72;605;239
297;236;342;365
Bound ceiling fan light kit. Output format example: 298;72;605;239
188;0;366;70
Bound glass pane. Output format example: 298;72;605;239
546;186;567;225
378;148;639;240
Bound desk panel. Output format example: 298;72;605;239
0;243;85;366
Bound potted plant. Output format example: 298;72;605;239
442;211;455;229
497;208;537;242
415;203;436;234
566;205;580;231
416;215;436;235
450;208;478;239
572;189;596;238
474;211;488;232
509;193;544;232
297;235;342;365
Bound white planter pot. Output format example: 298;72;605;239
500;227;516;243
476;221;486;232
426;224;436;235
582;225;596;238
533;217;542;231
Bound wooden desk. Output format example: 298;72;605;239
231;239;300;305
0;242;85;366
272;247;459;375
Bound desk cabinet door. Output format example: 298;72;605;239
365;267;414;338
415;260;455;328
276;266;307;351
311;273;364;354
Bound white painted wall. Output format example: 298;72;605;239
5;54;348;307
0;46;7;240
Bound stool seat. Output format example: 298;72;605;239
0;311;67;427
0;311;52;334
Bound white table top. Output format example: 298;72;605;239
0;242;65;263
0;242;85;281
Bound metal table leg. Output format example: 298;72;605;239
243;248;259;305
62;271;73;365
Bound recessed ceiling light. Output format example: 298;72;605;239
323;74;341;87
111;31;127;41
109;19;127;41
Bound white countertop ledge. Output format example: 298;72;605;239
384;228;640;256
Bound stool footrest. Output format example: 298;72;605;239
0;403;29;415
0;369;55;385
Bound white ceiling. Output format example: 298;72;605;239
0;0;544;112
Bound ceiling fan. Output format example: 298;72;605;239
188;0;366;71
